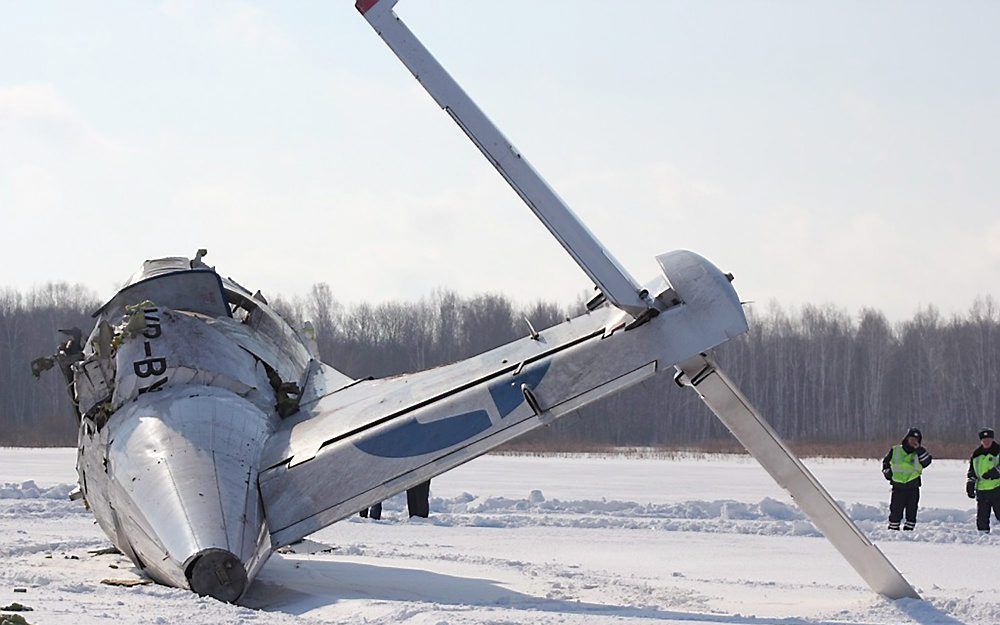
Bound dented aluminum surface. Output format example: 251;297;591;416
257;252;748;545
73;258;320;602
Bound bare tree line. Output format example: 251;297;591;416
536;301;1000;453
0;284;100;445
1;281;998;450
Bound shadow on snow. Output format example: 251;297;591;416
244;555;947;625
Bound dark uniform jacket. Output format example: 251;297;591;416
882;439;932;488
967;441;1000;490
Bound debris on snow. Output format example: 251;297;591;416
101;579;153;587
277;539;335;555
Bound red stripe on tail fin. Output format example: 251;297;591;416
356;0;380;14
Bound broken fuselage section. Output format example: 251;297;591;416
69;255;325;603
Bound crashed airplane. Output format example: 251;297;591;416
37;0;918;604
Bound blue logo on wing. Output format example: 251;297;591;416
354;410;492;458
354;360;550;458
488;360;550;418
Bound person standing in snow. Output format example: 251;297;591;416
881;427;932;531
407;480;431;518
359;501;382;520
357;480;430;521
966;427;1000;534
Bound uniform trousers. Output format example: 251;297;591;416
888;485;919;529
976;488;1000;532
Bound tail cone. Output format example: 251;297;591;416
186;549;248;603
102;386;276;600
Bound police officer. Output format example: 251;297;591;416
881;427;932;531
966;427;1000;534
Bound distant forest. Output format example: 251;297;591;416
1;282;998;455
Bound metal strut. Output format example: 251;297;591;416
675;354;919;600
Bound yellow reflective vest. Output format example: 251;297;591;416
890;445;922;484
972;452;1000;492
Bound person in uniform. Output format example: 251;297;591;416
358;480;430;521
881;427;932;531
966;427;1000;534
406;480;431;518
359;502;382;520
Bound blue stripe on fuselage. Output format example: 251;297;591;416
354;410;492;458
354;361;551;459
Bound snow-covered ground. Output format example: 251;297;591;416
1;448;996;624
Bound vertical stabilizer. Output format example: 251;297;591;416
357;0;650;316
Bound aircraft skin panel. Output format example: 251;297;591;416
297;360;355;404
111;308;273;412
675;355;920;601
264;249;748;473
205;316;322;394
261;305;621;469
262;358;661;547
103;387;277;588
259;251;749;547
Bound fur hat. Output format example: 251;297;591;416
904;427;922;443
979;428;995;440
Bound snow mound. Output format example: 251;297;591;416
0;482;87;521
0;481;75;500
2;480;984;544
367;490;984;543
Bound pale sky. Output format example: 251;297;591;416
1;1;998;320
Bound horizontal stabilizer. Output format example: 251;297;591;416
676;355;920;600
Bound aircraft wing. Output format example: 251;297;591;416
258;252;748;547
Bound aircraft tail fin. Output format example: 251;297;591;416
357;0;650;317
